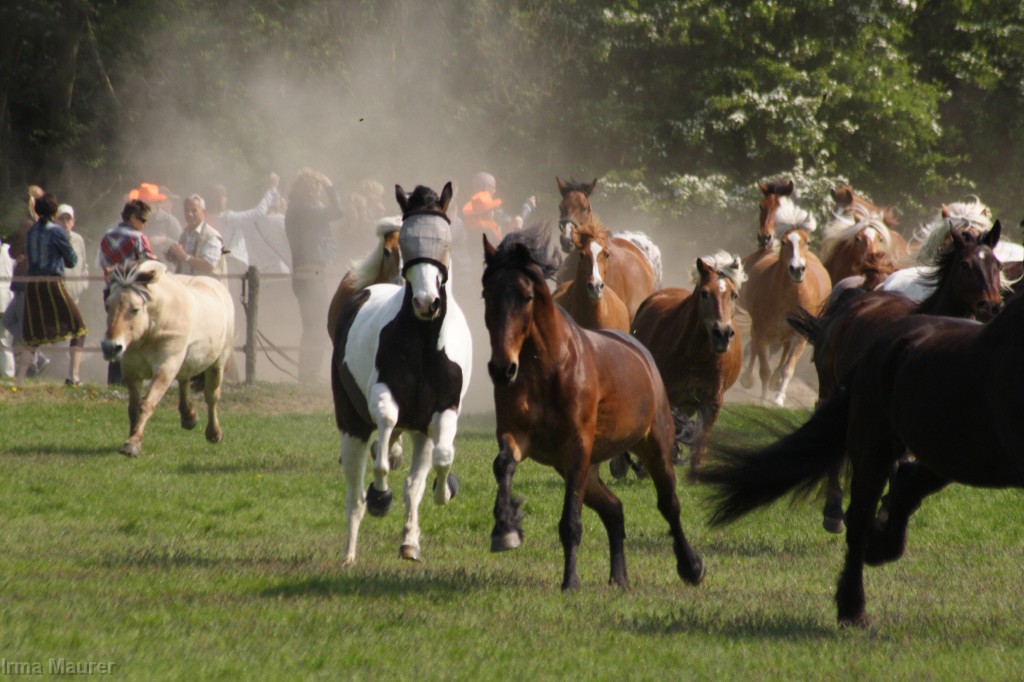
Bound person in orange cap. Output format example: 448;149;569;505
461;171;504;242
129;182;181;261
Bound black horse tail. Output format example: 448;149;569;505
786;305;820;345
704;388;851;526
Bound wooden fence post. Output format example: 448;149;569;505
244;266;260;385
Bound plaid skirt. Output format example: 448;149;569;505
22;279;87;346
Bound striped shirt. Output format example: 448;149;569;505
98;222;155;274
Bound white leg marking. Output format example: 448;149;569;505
368;382;399;493
340;432;370;566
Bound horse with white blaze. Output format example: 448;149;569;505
330;181;472;565
101;260;234;457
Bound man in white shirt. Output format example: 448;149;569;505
167;194;225;276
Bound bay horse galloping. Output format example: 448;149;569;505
326;215;403;343
789;220;1006;533
556;177;658;320
553;224;630;333
740;212;831;406
631;252;746;481
331;182;472;565
482;225;704;590
706;283;1024;626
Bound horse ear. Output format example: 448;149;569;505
483;234;497;263
438;182;453;214
1003;260;1024;282
781;180;794;196
950;222;968;248
941;203;951;219
556;177;569;196
984;220;1001;248
831;186;852;206
758;181;769;195
395;184;409;214
696;257;712;281
584;178;599;196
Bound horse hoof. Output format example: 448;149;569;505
205;427;223;444
399;544;421;562
823;516;845;534
432;473;460;500
366;485;392;517
181;415;198;430
838;612;870;628
119;441;141;458
490;530;522;552
680;556;705;586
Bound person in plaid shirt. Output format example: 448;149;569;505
97;199;156;384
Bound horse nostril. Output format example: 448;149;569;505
505;363;517;380
430;298;440;313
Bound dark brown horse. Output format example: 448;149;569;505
556;177;657;319
481;225;704;590
553;224;630;333
631;252;745;480
326;218;403;343
789;221;1006;532
706;276;1024;625
740;226;831;406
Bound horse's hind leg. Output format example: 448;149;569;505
770;337;807;407
339;432;371;566
399;432;434;561
178;379;198;430
740;337;757;389
636;434;704;586
491;433;525;552
865;461;947;566
822;464;846;534
582;468;628;588
203;362;225;444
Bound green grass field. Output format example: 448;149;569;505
2;382;1023;680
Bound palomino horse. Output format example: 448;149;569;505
829;184;908;266
740;221;831;406
101;260;234;457
819;210;899;285
331;182;472;565
553;224;630;333
631;252;746;480
556;177;658;319
706;282;1024;626
482;225;705;590
789;221;1006;532
326;215;403;343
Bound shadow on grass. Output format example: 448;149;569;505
259;567;487;599
4;444;116;457
622;610;834;640
177;460;302;475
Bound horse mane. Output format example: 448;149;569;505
691;250;747;290
347;215;403;288
914;198;993;265
484;222;561;282
819;211;893;263
575;221;610;245
774;196;817;236
108;259;163;300
918;232;1013;297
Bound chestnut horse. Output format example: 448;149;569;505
819;210;900;285
631;251;746;480
789;221;1006;532
706;283;1024;626
740;223;831;407
481;225;705;590
326;216;403;343
556;177;658;319
553;224;630;333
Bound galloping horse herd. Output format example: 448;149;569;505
99;176;1024;627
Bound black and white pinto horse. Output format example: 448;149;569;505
330;182;472;564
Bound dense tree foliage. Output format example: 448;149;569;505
2;0;1022;237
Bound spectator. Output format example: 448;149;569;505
55;204;88;385
97;199;157;384
17;193;86;385
461;171;503;242
0;231;14;377
166;195;226;277
285;168;343;383
250;193;291;274
5;185;49;377
206;172;280;276
129;183;181;262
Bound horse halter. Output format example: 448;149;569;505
399;210;452;283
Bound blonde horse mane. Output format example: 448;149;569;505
691;250;747;291
774;196;817;236
819;211;893;264
347;216;403;288
914;198;993;265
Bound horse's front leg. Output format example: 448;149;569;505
366;382;398;517
559;440;591;591
178;376;198;430
121;367;177;457
770;336;807;407
739;335;757;389
582;467;628;588
203;361;226;443
398;432;434;562
491;432;526;552
429;407;460;506
339;432;371;566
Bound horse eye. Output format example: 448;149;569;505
731;292;739;301
700;290;710;299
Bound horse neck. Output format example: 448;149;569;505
525;289;573;369
398;282;447;334
915;269;972;318
677;290;712;352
